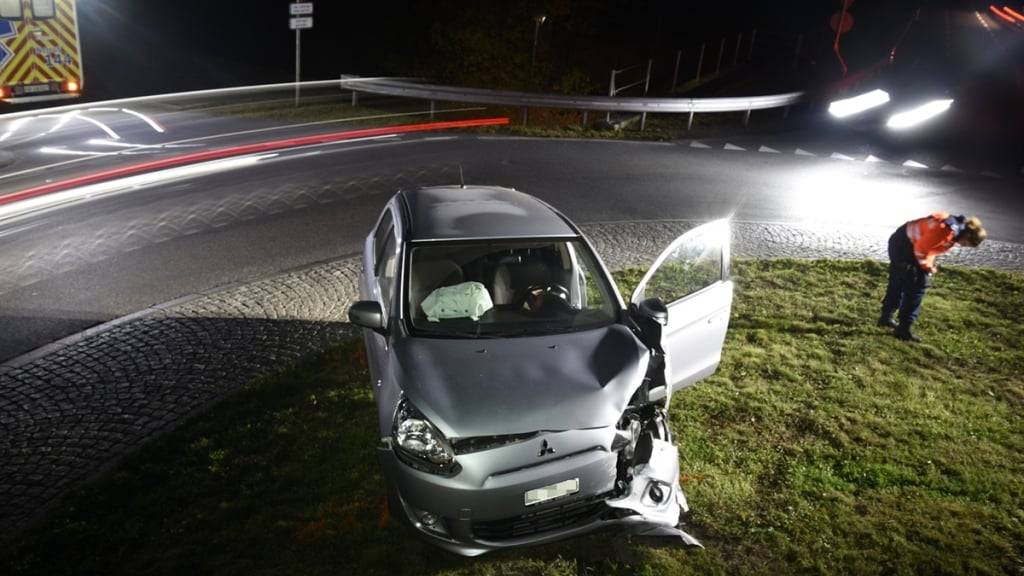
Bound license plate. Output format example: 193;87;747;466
524;478;579;507
23;84;50;94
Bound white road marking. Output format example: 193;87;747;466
941;164;964;172
902;160;928;169
70;114;121;140
757;145;780;153
119;108;167;133
865;155;886;163
689;140;711;149
794;148;815;156
723;143;745;151
830;152;854;161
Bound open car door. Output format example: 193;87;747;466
630;219;733;394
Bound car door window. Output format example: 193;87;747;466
373;210;393;271
632;220;728;305
630;219;733;394
377;230;397;310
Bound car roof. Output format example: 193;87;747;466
399;186;578;241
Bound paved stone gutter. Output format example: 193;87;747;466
1;221;1021;539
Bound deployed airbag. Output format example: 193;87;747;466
421;281;494;322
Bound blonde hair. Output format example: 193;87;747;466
962;217;987;247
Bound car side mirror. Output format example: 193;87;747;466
637;298;668;326
348;300;387;334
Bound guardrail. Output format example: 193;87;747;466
340;75;803;130
0;77;402;122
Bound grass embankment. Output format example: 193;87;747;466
3;260;1022;575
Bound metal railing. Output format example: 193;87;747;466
606;61;652;128
340;75;803;130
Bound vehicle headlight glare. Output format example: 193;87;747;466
828;89;890;118
393;399;457;473
886;99;954;130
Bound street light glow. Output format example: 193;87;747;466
828;89;890;118
886;99;954;130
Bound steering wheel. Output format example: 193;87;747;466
521;283;573;314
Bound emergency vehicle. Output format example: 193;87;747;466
0;0;82;102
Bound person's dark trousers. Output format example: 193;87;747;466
881;225;929;327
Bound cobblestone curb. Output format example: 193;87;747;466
2;220;1022;539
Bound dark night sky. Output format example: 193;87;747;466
75;0;916;100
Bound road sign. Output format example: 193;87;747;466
290;17;313;30
290;3;313;16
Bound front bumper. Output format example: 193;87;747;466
378;428;699;556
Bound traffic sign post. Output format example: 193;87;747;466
290;3;313;106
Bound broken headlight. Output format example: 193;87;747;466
393;399;459;476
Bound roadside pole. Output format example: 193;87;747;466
290;3;314;106
295;29;301;106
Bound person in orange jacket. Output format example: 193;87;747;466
879;212;987;341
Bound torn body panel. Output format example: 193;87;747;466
605;406;702;548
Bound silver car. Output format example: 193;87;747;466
349;185;733;556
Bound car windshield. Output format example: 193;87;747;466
406;239;618;337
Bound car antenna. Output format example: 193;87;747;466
458;164;466;189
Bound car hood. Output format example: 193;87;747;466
391;324;648;438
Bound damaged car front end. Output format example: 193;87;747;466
350;186;732;556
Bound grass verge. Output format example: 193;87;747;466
3;259;1022;575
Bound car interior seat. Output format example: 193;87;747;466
492;259;551;307
411;259;464;319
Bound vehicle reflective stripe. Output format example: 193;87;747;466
35;19;80;73
0;27;32;84
906;219;925;241
909;215;957;269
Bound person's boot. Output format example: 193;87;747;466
877;310;898;328
894;324;921;342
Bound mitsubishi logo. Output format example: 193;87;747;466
538;439;555;457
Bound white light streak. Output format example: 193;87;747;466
85;139;188;149
0;154;278;221
46;112;78;134
828;89;891;118
886;99;954;130
0;116;37;142
38;147;118;156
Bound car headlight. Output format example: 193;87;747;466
886;99;954;130
393;399;459;475
828;89;890;118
